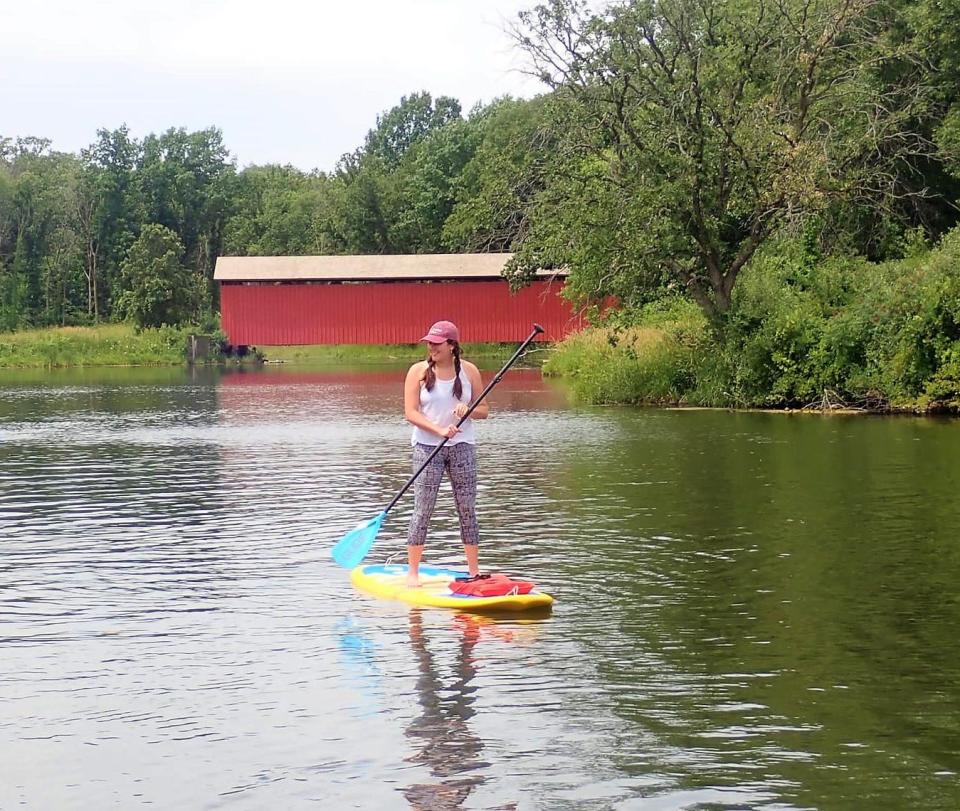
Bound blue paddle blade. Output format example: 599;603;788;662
331;511;387;568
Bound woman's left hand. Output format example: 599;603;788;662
453;403;470;419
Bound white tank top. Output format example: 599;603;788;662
411;371;476;446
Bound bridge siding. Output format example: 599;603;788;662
219;279;582;345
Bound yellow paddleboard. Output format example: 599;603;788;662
351;564;554;613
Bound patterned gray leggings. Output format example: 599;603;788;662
406;442;480;546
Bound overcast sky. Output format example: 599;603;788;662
3;0;546;172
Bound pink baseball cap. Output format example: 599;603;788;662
420;320;460;344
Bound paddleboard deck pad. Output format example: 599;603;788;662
351;564;554;612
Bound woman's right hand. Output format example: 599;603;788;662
439;424;461;439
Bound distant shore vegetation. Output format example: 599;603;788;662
0;325;532;370
0;324;197;368
546;230;960;413
2;0;959;410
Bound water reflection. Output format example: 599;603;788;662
401;611;542;810
3;368;960;809
403;611;491;810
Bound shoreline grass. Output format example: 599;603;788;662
259;342;542;366
0;324;196;368
0;325;549;369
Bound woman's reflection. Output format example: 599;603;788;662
402;611;500;810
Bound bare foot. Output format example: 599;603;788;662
405;574;420;588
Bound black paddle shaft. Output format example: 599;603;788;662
384;323;545;514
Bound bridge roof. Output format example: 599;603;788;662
214;254;564;282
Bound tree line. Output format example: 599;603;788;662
2;0;959;336
0;91;532;330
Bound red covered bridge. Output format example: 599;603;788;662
214;254;586;345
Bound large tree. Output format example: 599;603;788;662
224;164;333;256
116;223;196;328
904;0;960;187
442;96;562;253
512;0;940;324
327;92;470;254
136;127;236;308
387;118;479;252
0;140;84;328
78;126;141;320
363;91;462;168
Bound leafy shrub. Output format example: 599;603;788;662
859;229;960;407
544;298;714;404
547;225;960;412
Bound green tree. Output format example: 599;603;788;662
116;223;195;328
826;0;960;251
513;0;941;325
363;91;462;168
443;96;563;253
80;126;141;320
224;165;333;255
905;0;960;189
31;152;85;326
136;127;237;309
0;156;19;328
0;141;85;328
326;151;395;253
388;119;479;252
321;92;467;254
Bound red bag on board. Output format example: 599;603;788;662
448;573;535;597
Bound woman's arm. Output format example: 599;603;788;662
404;362;459;439
455;361;489;420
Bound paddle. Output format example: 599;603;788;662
331;323;546;568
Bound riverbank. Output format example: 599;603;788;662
0;325;201;368
545;304;959;415
258;342;533;365
544;230;960;415
0;325;544;370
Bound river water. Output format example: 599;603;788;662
1;364;958;810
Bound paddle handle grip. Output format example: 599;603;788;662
385;324;544;514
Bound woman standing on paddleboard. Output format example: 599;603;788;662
403;320;488;587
